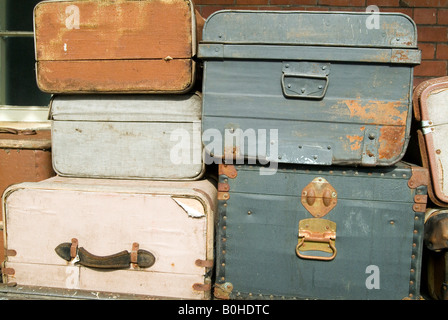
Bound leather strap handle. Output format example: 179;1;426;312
55;239;155;270
0;128;37;135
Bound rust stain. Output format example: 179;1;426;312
340;99;407;126
346;134;363;151
391;49;409;63
378;126;406;160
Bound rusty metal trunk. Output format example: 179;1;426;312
199;11;420;167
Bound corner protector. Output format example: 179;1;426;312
408;166;429;189
213;282;233;300
218;164;237;179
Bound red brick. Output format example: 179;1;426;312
438;9;448;25
366;0;399;6
414;8;437;24
419;43;435;59
414;60;447;77
270;0;316;5
437;43;448;59
199;5;226;18
194;0;234;5
379;7;413;19
413;77;432;88
400;0;448;7
235;0;268;4
418;26;448;42
318;0;365;6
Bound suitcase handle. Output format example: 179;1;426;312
55;239;156;269
295;237;337;261
281;73;329;100
0;128;37;135
296;218;337;261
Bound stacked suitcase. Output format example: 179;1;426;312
0;107;55;268
412;76;448;300
1;0;217;300
198;10;428;300
0;2;436;300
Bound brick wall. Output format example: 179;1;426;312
193;0;448;87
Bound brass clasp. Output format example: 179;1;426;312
301;177;337;218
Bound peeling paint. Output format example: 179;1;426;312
173;198;205;218
340;99;407;126
346;134;363;151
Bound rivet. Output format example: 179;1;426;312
322;66;327;70
285;64;289;68
436;149;441;154
287;84;291;88
247;211;252;215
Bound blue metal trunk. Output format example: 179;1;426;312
215;162;428;300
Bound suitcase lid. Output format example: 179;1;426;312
201;10;418;49
34;0;197;61
49;93;202;122
219;162;428;203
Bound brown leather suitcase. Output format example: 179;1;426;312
34;0;203;94
0;107;56;265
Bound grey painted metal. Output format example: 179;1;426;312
199;10;420;167
201;10;417;48
216;162;426;300
50;93;204;180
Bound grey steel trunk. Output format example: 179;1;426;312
199;11;421;167
215;162;428;300
50;93;204;180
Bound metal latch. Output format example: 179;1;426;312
301;177;337;218
296;218;337;261
281;62;330;99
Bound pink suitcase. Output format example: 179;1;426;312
1;176;216;300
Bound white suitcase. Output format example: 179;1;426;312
2;176;216;300
50;93;204;180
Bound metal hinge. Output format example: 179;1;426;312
421;120;435;135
